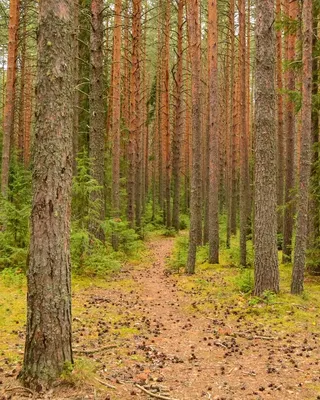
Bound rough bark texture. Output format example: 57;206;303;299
21;0;74;388
172;0;184;232
291;0;312;294
254;0;279;296
186;0;202;274
208;0;219;264
72;0;80;174
282;0;298;262
89;0;105;241
1;0;20;196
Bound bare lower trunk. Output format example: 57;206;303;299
21;0;74;388
254;0;279;296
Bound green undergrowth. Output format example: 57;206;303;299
168;219;320;335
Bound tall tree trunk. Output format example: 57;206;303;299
163;0;171;228
21;0;74;387
133;0;142;230
111;0;122;249
291;0;312;294
254;0;279;296
227;0;237;243
172;0;184;231
282;0;298;262
89;0;106;240
18;0;27;161
1;0;20;196
239;0;248;266
276;0;284;234
186;0;202;274
208;0;219;264
72;0;80;174
23;57;32;167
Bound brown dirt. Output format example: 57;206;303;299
1;236;320;400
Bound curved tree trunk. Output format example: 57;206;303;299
21;0;74;388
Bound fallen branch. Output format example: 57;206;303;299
73;344;117;354
6;386;35;397
135;384;178;400
94;377;116;390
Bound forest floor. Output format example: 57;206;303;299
0;235;320;400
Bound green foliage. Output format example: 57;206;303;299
179;214;189;230
163;227;176;237
72;151;103;230
235;269;254;294
0;160;31;271
104;219;143;255
71;228;121;277
168;236;188;273
0;267;25;287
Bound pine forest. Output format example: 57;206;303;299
0;0;320;399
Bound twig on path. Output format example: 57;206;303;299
94;377;117;390
229;332;278;340
135;384;178;400
214;341;228;349
73;344;118;354
5;386;35;397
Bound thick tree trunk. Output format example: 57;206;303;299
186;0;202;274
89;0;106;241
254;0;279;296
208;0;219;264
1;0;20;196
291;0;312;294
282;0;298;262
172;0;184;231
21;0;74;388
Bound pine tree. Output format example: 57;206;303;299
21;0;74;387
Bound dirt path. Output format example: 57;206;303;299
105;237;320;400
1;236;319;400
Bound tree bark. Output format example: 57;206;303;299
282;0;298;262
21;0;74;388
89;0;106;241
239;0;249;266
208;0;219;264
172;0;184;231
254;0;279;296
276;0;284;234
186;0;202;274
291;0;312;294
1;0;20;196
111;0;122;249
